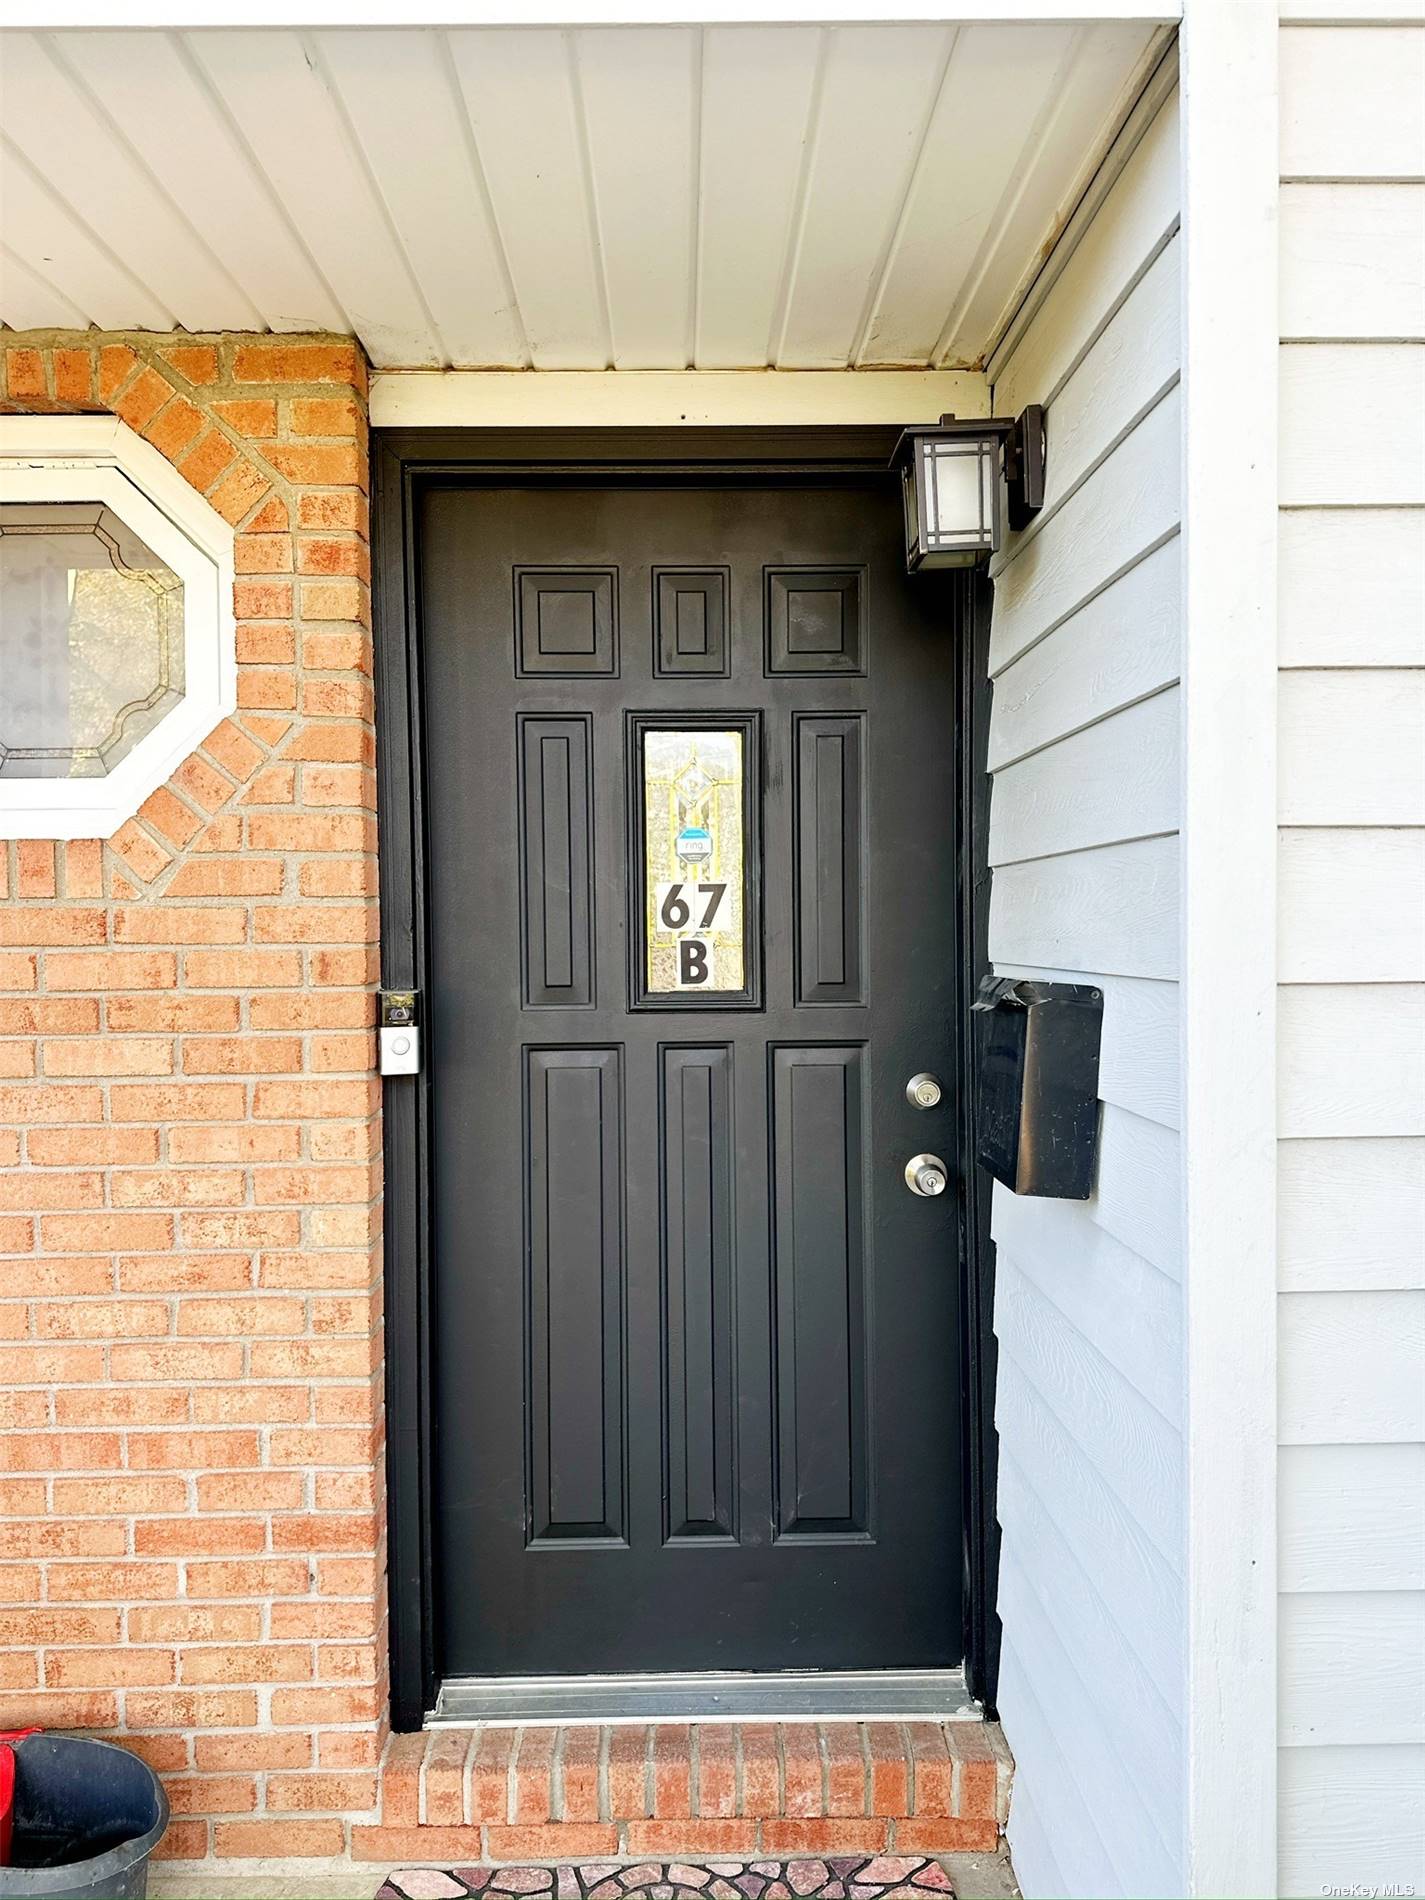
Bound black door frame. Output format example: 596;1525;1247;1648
372;426;1000;1731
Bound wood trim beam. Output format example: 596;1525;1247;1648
370;370;990;432
1179;1;1279;1892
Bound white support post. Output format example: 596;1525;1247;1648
1179;2;1279;1895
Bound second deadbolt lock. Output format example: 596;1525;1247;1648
906;1072;943;1109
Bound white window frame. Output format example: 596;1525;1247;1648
0;414;236;841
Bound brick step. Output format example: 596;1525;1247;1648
357;1723;1011;1865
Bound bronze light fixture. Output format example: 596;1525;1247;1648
890;406;1047;572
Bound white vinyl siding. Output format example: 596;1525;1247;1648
1275;20;1425;1898
985;76;1185;1900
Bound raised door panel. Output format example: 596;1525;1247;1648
519;716;595;1009
770;1044;869;1538
766;568;866;676
661;1044;737;1543
794;715;866;1005
654;569;730;678
516;568;619;676
525;1047;625;1544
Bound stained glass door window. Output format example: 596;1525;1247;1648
629;713;760;1009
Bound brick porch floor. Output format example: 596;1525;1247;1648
351;1722;1011;1865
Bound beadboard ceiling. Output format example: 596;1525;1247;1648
0;22;1166;370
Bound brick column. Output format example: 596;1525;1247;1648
0;333;385;1863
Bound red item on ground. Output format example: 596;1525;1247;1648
0;1730;41;1867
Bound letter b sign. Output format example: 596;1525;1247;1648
677;938;711;987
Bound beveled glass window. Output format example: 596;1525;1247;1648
0;503;185;779
629;713;761;1010
0;416;234;841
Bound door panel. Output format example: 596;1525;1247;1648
518;716;595;1009
420;480;964;1677
794;713;865;1006
525;1046;625;1545
769;1043;868;1538
660;1041;737;1544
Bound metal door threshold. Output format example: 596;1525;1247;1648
431;1668;978;1727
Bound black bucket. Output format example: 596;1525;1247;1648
0;1736;168;1899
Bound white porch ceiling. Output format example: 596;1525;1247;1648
0;22;1166;371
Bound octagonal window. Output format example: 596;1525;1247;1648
0;503;187;779
0;416;235;840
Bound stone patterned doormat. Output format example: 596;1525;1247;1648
379;1858;957;1900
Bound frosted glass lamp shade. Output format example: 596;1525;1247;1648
899;432;1001;572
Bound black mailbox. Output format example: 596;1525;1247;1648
972;976;1103;1199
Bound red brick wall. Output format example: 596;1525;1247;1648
0;333;386;1862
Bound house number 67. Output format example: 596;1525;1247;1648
658;881;727;931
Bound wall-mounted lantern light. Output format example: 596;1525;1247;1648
890;406;1047;573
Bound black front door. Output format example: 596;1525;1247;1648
420;477;964;1678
